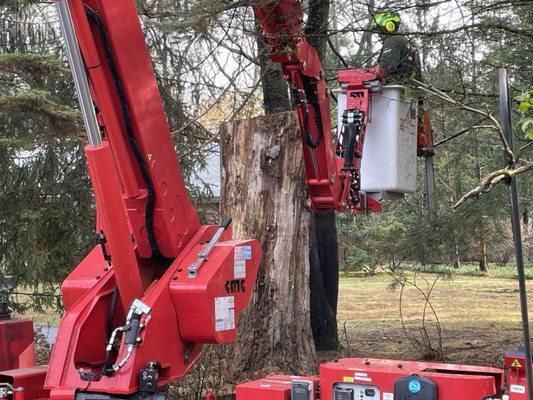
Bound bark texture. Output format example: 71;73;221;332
220;111;316;379
304;0;330;60
255;17;291;114
253;0;340;352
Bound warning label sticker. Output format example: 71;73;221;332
215;296;235;332
234;246;252;260
511;385;526;394
511;359;523;368
234;259;246;279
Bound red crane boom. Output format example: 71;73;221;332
254;0;382;213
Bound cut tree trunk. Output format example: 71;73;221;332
254;0;340;353
220;111;317;379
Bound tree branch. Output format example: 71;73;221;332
454;162;533;208
413;79;515;164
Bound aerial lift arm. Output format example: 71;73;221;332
59;0;201;260
253;0;384;214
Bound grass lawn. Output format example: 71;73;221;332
336;269;531;368
19;263;533;369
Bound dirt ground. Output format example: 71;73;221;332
333;272;530;368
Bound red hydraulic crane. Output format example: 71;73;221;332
0;1;528;400
254;1;385;213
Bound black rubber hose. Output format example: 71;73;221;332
342;122;359;169
85;7;163;259
100;287;119;376
107;287;119;338
125;314;142;345
301;76;324;149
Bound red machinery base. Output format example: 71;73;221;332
236;357;510;400
1;354;530;400
0;318;36;372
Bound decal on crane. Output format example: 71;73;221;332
408;380;421;393
511;384;526;394
234;259;246;279
234;246;252;260
215;296;235;332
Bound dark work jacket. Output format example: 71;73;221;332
378;35;420;83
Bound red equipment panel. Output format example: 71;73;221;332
61;245;109;311
170;240;261;344
0;319;36;371
236;375;319;400
236;358;505;399
0;366;49;400
320;358;503;399
505;351;528;399
236;378;291;400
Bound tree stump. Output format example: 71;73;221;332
220;111;317;379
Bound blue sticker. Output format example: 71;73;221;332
235;246;252;260
408;380;421;394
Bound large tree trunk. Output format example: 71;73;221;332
220;111;316;379
253;0;340;352
255;17;291;114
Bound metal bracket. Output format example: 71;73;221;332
188;217;232;279
131;299;152;316
364;79;382;93
0;384;19;400
88;299;153;380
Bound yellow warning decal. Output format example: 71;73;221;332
343;376;355;383
511;359;523;368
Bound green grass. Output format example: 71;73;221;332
341;261;533;280
452;262;533;279
337;270;533;367
18;261;533;368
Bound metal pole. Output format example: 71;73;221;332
499;68;533;400
56;0;102;147
425;155;436;222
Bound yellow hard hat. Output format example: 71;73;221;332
371;11;401;33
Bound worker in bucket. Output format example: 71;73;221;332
370;11;421;83
370;11;433;157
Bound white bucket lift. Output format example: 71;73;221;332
337;85;418;200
